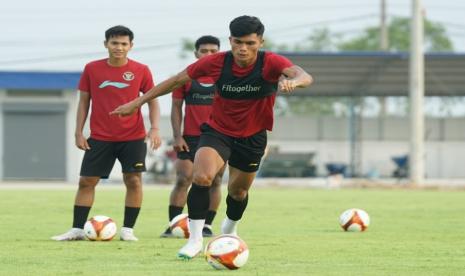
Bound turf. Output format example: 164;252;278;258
1;185;464;275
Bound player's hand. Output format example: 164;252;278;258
109;101;138;116
173;136;189;152
75;133;90;151
147;128;162;150
278;75;297;93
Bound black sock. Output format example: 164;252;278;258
123;206;141;228
205;210;217;226
169;205;184;221
187;183;210;219
72;205;91;229
226;194;249;221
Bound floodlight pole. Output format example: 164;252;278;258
409;0;425;185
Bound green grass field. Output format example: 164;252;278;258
1;185;465;275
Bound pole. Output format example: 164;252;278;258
409;0;425;185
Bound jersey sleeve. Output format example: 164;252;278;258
140;65;155;93
78;64;90;93
186;52;224;80
263;52;294;82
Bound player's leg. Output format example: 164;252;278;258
203;164;226;237
161;141;195;237
221;130;267;235
52;138;115;241
221;168;255;235
178;146;226;259
117;139;147;241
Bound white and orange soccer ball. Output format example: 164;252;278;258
205;234;249;270
169;214;190;238
83;215;117;241
339;208;370;232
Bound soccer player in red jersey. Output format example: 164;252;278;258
161;35;225;238
52;25;161;242
111;16;313;257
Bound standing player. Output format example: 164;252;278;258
52;25;161;241
161;35;225;238
110;15;313;257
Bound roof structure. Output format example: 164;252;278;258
282;52;465;97
0;71;81;90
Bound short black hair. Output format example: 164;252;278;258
195;35;220;51
105;25;134;42
229;15;265;37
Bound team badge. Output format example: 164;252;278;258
123;71;135;81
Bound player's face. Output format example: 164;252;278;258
229;34;264;67
104;36;133;60
195;44;219;59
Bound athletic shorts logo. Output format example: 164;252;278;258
248;163;259;167
99;80;130;89
134;162;144;168
123;71;135;81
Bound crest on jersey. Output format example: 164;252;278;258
123;71;135;81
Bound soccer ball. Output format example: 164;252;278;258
205;234;249;270
169;214;189;238
339;208;370;232
84;215;117;241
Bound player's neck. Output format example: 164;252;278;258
234;56;257;68
107;57;128;67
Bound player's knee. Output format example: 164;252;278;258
175;174;192;189
78;177;98;189
193;172;213;186
124;174;142;189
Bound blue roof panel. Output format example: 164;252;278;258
0;71;82;90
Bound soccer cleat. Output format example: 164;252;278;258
120;227;138;241
177;240;203;260
221;218;238;236
51;228;85;241
202;225;214;237
160;227;174;238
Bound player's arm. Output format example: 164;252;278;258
171;98;189;152
110;70;192;116
147;99;162;150
75;91;91;150
279;65;313;93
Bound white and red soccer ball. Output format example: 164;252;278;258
205;234;249;270
339;208;370;232
83;215;117;241
169;214;190;238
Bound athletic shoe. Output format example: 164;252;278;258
51;228;85;241
202;226;214;237
120;227;138;241
160;227;174;238
177;240;203;260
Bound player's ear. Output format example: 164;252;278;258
194;50;200;59
103;40;108;49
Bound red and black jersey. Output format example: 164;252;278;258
186;51;293;137
78;58;154;141
172;77;215;136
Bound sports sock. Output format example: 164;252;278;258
188;219;205;242
123;206;141;228
169;205;184;221
205;210;217;226
72;205;91;229
187;183;210;219
226;194;249;221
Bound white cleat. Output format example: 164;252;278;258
177;240;203;260
51;228;85;241
221;218;238;236
120;227;139;241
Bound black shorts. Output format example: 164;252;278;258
177;136;200;162
80;138;147;178
197;124;267;173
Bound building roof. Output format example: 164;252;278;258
0;71;81;90
282;52;465;97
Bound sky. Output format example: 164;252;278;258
1;0;465;114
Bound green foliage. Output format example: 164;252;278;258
338;16;453;52
1;187;465;275
179;38;195;59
